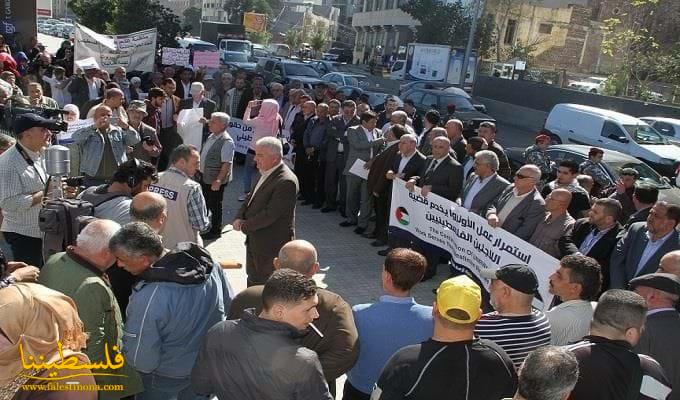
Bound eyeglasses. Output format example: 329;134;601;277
515;173;533;180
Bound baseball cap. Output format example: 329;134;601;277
481;264;542;300
436;275;482;324
127;100;148;116
629;272;680;296
13;113;60;135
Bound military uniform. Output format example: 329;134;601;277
524;145;553;176
579;159;610;187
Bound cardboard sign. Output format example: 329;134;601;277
74;24;157;72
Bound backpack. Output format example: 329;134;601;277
39;190;128;261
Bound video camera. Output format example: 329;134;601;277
2;101;69;133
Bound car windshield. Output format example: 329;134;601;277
585;77;605;84
439;95;476;111
225;53;248;62
192;44;218;52
227;42;250;53
623;124;667;145
344;76;359;86
283;64;319;77
606;160;671;189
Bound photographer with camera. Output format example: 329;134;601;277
72;105;141;187
127;100;161;165
78;158;158;225
0;113;61;266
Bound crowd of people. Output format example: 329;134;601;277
0;39;678;400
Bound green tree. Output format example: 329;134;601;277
183;6;202;36
400;0;472;47
68;0;116;32
310;31;328;57
113;0;187;49
283;28;302;50
248;31;272;45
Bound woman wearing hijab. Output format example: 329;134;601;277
0;283;97;400
239;98;282;201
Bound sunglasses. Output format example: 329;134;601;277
515;172;533;180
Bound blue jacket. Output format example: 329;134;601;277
71;124;140;177
122;243;232;378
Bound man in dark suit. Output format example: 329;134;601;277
460;150;510;216
444;118;467;162
486;164;546;241
68;67;104;109
610;201;680;289
405;136;464;279
478;121;512;180
178;82;217;145
623;183;659;230
174;67;199;100
369;128;425;247
322;100;359;215
233;137;299;286
559;198;623;292
403;99;423;136
630;272;680;396
417;110;441;156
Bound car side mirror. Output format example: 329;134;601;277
473;104;487;113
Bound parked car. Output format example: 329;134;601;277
322;73;368;88
401;88;494;136
222;51;257;71
335;86;403;109
544;103;680;178
399;81;470;97
306;60;341;75
505;144;680;199
322;47;352;63
639;117;680;146
256;57;322;86
568;76;607;94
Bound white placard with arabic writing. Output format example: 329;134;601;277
389;178;557;309
228;118;254;155
177;108;204;153
349;159;369;180
74;24;157;73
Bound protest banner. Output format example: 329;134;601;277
162;47;191;67
57;118;94;144
74;24;157;72
192;51;220;69
243;12;266;33
389;179;557;308
227;118;253;154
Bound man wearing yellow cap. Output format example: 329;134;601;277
371;275;517;399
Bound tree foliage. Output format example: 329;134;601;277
283;29;302;50
68;0;115;33
183;6;202;37
310;31;328;56
248;31;272;45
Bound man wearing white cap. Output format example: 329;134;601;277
178;81;216;144
372;275;517;399
127;100;161;164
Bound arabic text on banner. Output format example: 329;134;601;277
389;178;557;309
162;47;191;67
74;24;157;72
58;118;94;144
228;118;253;155
193;51;220;69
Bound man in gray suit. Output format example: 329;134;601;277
486;164;546;241
460;150;510;216
340;111;385;234
610;201;680;289
233;137;299;286
630;272;680;396
323;100;359;215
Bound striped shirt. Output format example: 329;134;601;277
474;310;551;369
546;299;595;345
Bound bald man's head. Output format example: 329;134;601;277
658;251;680;277
273;240;319;277
130;192;167;232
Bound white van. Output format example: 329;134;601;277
544;103;680;178
390;60;405;80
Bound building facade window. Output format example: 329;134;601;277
538;23;552;34
504;19;517;45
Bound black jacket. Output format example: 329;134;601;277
413;155;464;201
191;309;333;400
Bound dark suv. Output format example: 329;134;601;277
256;57;322;86
401;88;495;137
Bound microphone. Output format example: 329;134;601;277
45;145;71;177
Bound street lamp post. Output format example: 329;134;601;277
459;0;485;87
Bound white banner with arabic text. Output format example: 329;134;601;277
389;179;557;309
74;24;157;73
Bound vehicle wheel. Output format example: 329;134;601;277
549;134;562;145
